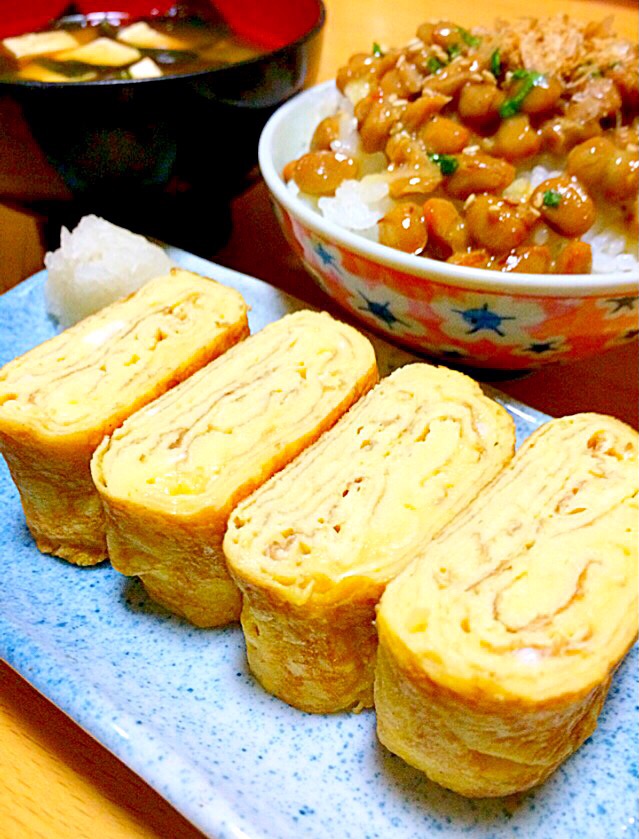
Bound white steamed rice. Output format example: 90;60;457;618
45;215;174;327
318;179;392;234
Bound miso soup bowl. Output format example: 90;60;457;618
0;0;325;249
259;81;639;370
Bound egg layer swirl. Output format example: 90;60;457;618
92;310;377;626
224;363;515;712
375;412;638;797
0;269;248;565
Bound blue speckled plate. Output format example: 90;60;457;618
0;249;637;839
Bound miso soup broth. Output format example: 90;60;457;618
0;8;267;83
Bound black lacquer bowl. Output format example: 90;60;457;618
0;0;325;251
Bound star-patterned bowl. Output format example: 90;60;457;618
258;81;639;370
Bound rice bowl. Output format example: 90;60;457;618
259;81;639;369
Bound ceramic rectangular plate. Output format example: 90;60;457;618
0;249;636;839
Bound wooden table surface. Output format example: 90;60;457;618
0;1;637;837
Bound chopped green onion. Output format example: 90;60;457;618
499;100;520;119
458;26;481;47
446;43;462;60
499;100;518;119
499;69;544;118
490;48;501;78
428;153;459;175
542;189;562;208
372;42;383;57
426;56;444;73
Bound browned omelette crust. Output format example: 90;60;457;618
92;310;378;627
224;363;515;713
0;269;248;565
375;412;638;797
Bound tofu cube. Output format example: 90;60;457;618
54;37;141;67
128;57;163;79
2;31;79;60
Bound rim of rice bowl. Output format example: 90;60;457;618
259;81;639;298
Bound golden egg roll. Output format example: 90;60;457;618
224;363;515;712
92;310;378;627
375;413;638;797
0;268;248;565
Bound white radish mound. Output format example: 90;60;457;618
44;215;174;327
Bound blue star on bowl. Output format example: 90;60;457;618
357;292;408;329
606;296;638;313
452;303;516;336
314;242;338;267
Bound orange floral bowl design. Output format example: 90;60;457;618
258;82;639;370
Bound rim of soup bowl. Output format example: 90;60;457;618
0;3;326;89
259;80;639;298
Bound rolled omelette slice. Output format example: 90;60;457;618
0;268;248;566
223;363;516;713
0;269;248;565
375;412;638;798
91;310;378;628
